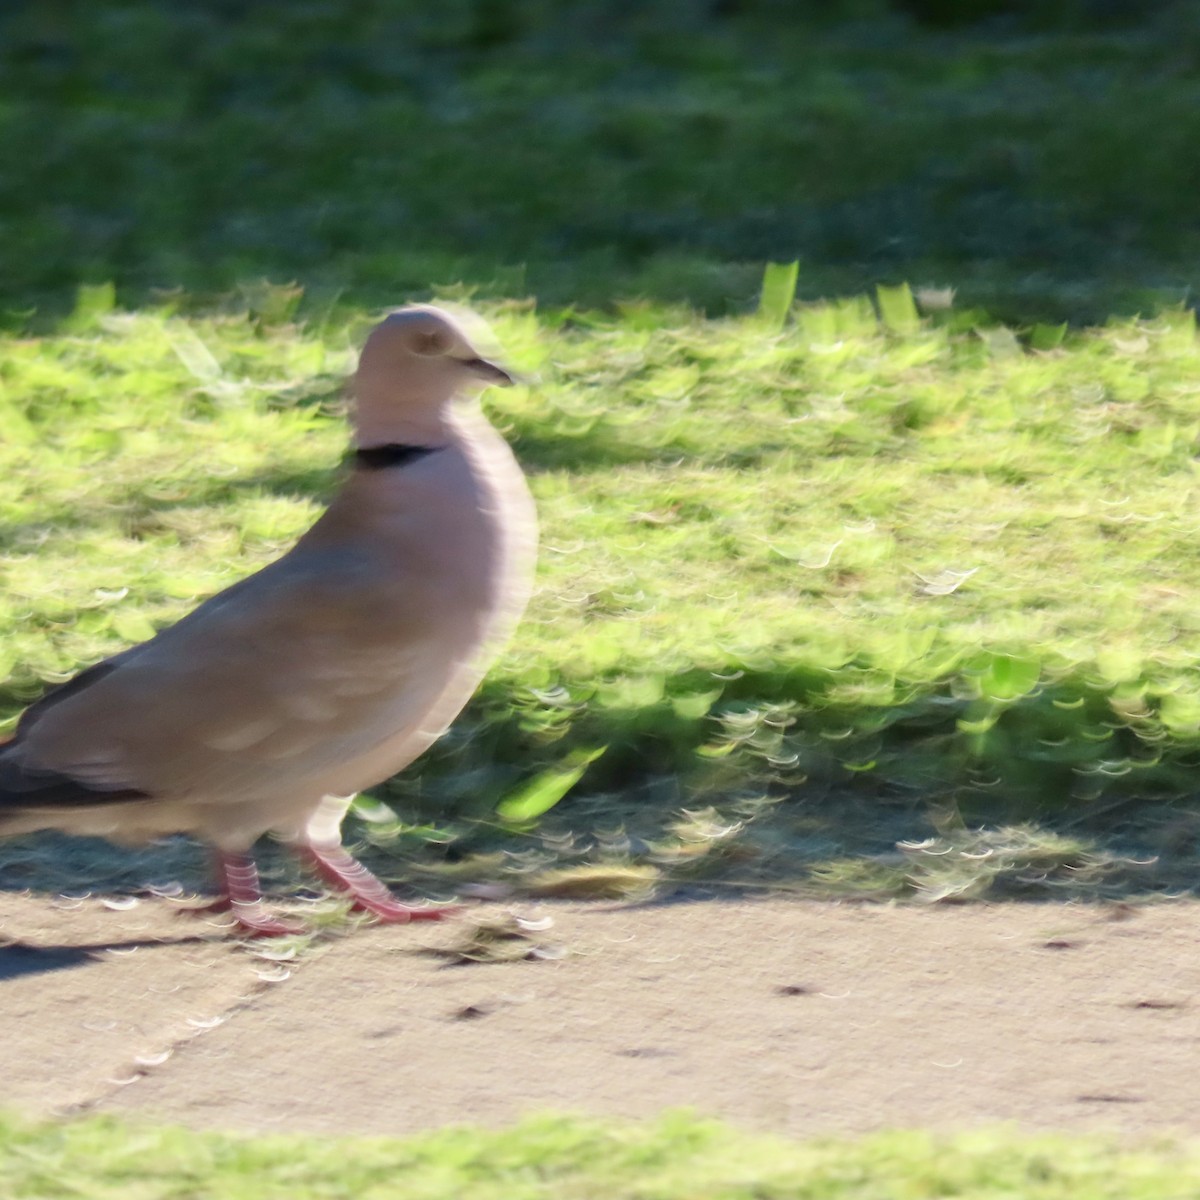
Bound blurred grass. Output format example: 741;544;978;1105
4;1110;1200;1199
2;2;1200;323
6;289;1200;902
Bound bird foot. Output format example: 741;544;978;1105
188;847;454;936
349;895;462;923
226;903;307;938
177;895;305;937
297;845;459;925
191;850;305;936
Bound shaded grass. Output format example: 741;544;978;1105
5;290;1200;902
4;4;1200;322
3;1110;1200;1199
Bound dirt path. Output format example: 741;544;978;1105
4;893;1200;1140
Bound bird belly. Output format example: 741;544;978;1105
0;793;310;851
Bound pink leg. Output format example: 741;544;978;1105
206;850;305;937
296;844;458;924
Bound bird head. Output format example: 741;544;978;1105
359;305;513;394
351;305;516;446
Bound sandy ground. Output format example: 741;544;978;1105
4;892;1200;1141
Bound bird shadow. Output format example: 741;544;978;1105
0;942;96;980
0;933;217;982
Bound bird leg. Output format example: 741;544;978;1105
296;844;458;923
204;850;305;937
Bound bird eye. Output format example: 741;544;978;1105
411;329;450;356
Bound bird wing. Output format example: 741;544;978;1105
1;539;466;813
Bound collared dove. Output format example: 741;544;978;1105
0;305;537;935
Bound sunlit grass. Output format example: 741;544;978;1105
5;286;1200;900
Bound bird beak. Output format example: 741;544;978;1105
462;357;516;387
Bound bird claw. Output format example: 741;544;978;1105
178;848;460;936
177;896;304;937
350;898;462;924
297;844;459;925
227;904;306;938
193;853;308;936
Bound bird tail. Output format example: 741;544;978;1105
0;741;149;811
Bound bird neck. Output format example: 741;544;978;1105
352;443;441;470
352;409;453;449
351;374;461;448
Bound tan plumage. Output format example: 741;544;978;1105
0;305;537;934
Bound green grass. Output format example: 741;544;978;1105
3;1110;1200;1199
3;3;1200;323
6;285;1200;903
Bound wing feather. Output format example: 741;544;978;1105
5;542;457;814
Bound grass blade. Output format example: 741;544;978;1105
496;746;607;824
876;282;920;334
757;261;800;333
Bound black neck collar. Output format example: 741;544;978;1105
353;443;441;470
